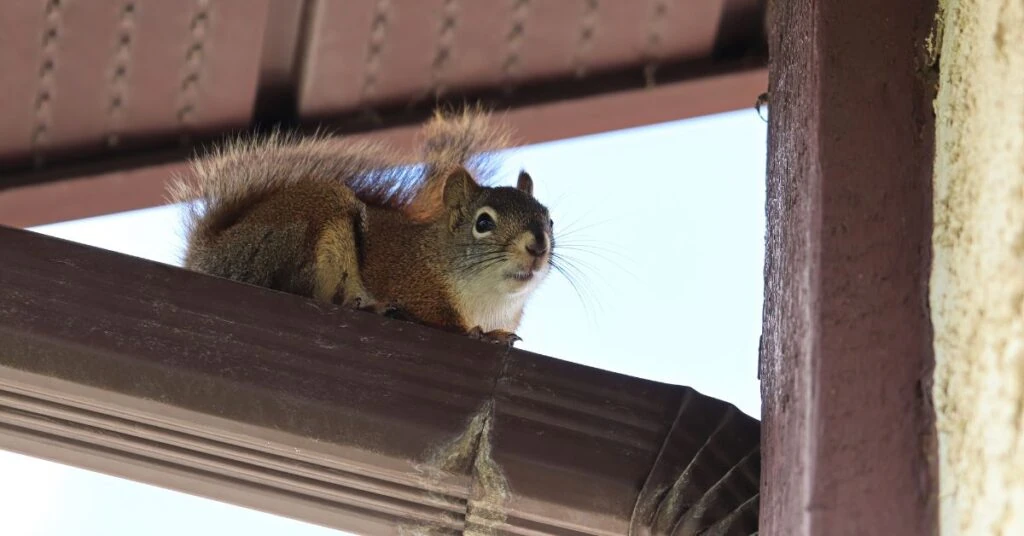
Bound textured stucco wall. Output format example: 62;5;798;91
932;0;1024;533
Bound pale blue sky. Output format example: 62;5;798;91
0;109;766;535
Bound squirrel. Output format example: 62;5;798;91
169;108;553;345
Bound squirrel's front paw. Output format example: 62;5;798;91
352;298;390;315
353;300;417;322
467;326;522;347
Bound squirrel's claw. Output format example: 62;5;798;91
467;326;521;347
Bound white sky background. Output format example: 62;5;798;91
0;109;767;535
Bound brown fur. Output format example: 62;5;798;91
171;108;551;343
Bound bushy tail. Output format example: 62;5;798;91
168;131;403;265
351;105;516;220
170;106;517;260
425;105;513;172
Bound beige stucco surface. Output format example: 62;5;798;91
931;0;1024;534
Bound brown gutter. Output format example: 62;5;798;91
0;225;759;535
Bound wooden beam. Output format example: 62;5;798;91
760;0;938;533
0;226;760;535
0;67;766;228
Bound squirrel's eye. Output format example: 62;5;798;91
549;218;554;229
475;213;496;234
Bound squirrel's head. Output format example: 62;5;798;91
441;167;553;295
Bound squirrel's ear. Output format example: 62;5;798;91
442;167;480;209
516;170;534;196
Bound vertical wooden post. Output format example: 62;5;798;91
760;0;939;533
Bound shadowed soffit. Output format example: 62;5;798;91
0;0;766;226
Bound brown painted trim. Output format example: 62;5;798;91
0;67;766;228
0;226;760;535
759;0;937;533
344;67;768;157
0;161;188;228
